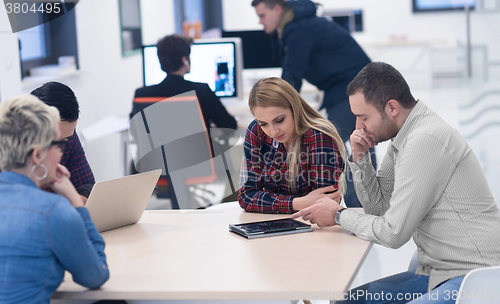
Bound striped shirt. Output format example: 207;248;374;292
238;120;344;213
341;101;500;290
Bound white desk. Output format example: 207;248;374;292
53;203;372;302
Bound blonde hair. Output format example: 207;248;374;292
248;77;347;195
0;94;60;170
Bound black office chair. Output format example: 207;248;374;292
129;91;219;209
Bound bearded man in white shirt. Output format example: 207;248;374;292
293;62;500;304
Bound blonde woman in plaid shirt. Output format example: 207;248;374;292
238;77;347;214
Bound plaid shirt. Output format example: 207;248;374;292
60;132;95;197
238;120;344;213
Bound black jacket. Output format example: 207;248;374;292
282;0;371;109
133;75;237;130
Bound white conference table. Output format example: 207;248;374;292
53;203;372;302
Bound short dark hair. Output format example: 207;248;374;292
251;0;286;8
156;34;193;73
347;62;416;113
30;82;79;122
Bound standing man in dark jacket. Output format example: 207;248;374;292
252;0;374;207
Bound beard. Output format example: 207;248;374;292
370;112;398;143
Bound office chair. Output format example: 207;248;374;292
408;249;419;272
455;266;500;304
130;91;218;209
407;251;500;304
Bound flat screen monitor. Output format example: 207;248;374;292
413;0;475;12
323;10;364;33
143;37;243;99
222;30;281;69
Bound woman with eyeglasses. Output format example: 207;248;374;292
0;95;109;303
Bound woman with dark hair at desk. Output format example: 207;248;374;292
238;77;346;213
0;95;109;303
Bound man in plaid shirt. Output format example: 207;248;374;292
32;82;95;204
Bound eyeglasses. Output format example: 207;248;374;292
50;139;68;151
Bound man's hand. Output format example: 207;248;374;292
350;129;376;163
291;197;343;227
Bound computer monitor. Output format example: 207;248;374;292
413;0;475;12
142;38;243;99
222;30;281;69
322;10;364;33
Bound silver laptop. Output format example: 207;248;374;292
85;169;162;232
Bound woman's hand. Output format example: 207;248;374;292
56;163;71;179
50;164;84;208
292;185;340;210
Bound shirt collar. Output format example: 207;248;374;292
161;74;184;85
0;171;38;188
392;100;426;151
277;7;294;39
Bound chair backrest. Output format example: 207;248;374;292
408;249;419;272
455;266;500;304
130;91;217;208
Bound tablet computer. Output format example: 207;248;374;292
229;218;313;239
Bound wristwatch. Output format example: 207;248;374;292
335;208;347;225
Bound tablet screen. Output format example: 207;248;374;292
231;218;310;234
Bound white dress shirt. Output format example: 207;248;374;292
341;100;500;290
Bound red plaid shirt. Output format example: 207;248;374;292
238;120;344;213
60;132;95;197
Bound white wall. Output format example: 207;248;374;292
222;0;261;31
0;4;22;100
141;0;176;45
